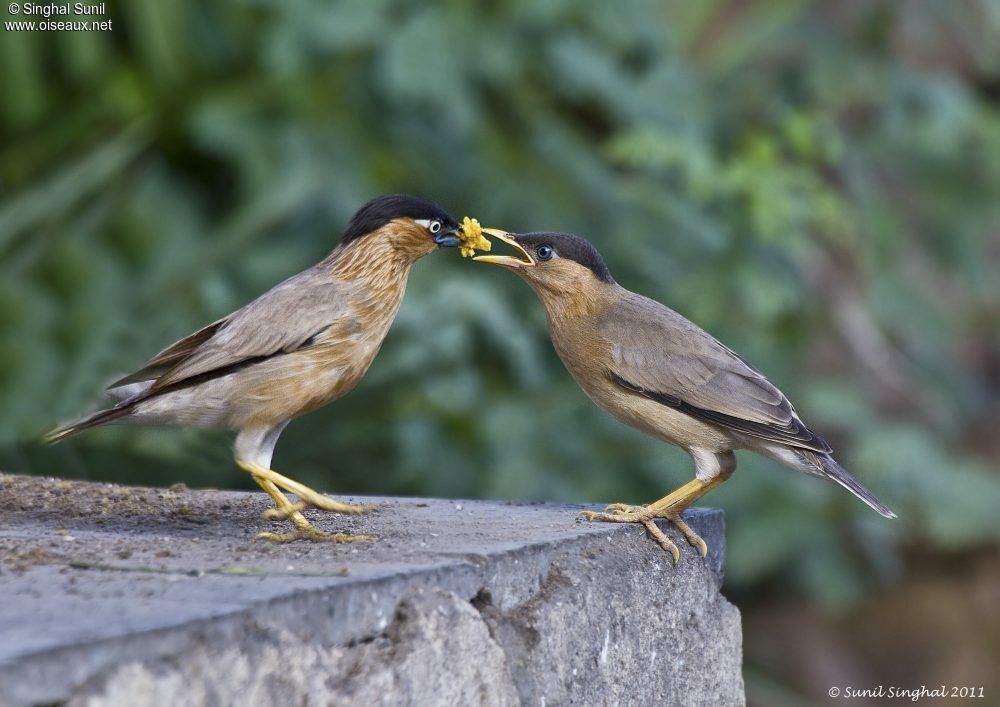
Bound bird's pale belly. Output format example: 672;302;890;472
131;345;378;431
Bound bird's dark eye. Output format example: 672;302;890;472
429;220;442;234
536;244;554;261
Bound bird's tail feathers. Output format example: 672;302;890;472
44;406;132;444
808;452;896;519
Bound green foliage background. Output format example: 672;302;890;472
2;0;998;681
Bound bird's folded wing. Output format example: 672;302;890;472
602;295;832;453
109;318;228;388
111;269;350;394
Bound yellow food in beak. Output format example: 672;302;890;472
473;229;534;267
456;217;492;258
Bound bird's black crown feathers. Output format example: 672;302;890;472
516;232;615;283
342;194;457;245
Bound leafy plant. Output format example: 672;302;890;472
2;0;998;613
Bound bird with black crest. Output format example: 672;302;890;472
47;194;490;542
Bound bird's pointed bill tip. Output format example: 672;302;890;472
473;229;534;267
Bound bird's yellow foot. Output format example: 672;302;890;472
244;467;376;544
256;500;373;544
640;518;680;564
261;497;376;522
245;464;378;520
255;526;374;544
577;504;708;560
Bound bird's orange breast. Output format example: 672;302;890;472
236;278;407;429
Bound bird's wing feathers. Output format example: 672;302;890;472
602;295;832;453
113;268;349;394
109;318;228;388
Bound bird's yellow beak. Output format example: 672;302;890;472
473;229;534;268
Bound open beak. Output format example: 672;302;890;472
433;226;461;248
473;229;534;268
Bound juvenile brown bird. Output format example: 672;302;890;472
476;230;895;560
47;194;465;543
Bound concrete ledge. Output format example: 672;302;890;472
0;473;743;706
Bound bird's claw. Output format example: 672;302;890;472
577;508;649;523
255;528;375;544
262;498;377;522
666;512;708;557
578;504;708;559
577;509;635;522
640;519;680;564
604;502;640;514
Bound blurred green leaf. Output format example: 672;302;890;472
1;0;997;624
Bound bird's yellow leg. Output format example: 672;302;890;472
251;476;340;543
578;476;727;558
242;462;377;515
579;478;715;521
238;462;374;544
261;499;310;522
254;476;309;527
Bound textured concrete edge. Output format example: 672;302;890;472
0;507;729;706
69;530;744;707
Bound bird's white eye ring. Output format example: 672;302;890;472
429;220;442;234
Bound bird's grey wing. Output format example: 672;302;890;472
108;318;229;388
139;268;350;394
601;294;832;453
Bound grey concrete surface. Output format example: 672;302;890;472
0;473;743;706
